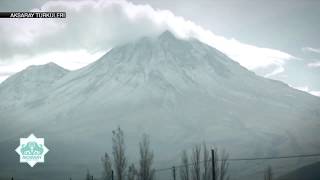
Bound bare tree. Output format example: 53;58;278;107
180;150;189;180
191;145;201;180
86;169;92;180
102;153;113;180
138;134;155;180
182;144;230;180
128;163;138;180
211;148;230;180
112;127;127;180
264;166;273;180
217;149;229;180
202;143;211;180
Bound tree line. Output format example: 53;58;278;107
85;127;273;180
86;127;155;180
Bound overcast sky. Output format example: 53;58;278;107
0;0;319;96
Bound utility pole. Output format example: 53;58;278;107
211;149;216;180
172;166;176;180
112;170;114;180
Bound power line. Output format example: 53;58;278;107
100;153;320;176
153;153;320;173
82;152;320;180
227;153;320;161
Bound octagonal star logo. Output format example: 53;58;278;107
15;134;49;167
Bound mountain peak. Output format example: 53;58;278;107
158;30;177;41
1;27;320;180
26;62;65;71
0;62;69;88
92;29;247;82
0;61;70;105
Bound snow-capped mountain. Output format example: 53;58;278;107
0;62;68;107
0;31;319;180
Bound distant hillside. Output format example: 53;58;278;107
277;162;320;180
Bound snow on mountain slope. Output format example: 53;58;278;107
0;31;319;180
0;62;69;143
0;62;68;107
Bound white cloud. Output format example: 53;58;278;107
0;0;295;82
292;85;320;97
307;61;320;68
302;47;320;54
311;91;320;97
264;66;284;78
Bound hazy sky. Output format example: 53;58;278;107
0;0;319;95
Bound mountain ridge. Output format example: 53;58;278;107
0;62;68;107
0;31;319;180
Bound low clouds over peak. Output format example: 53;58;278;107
0;0;295;80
